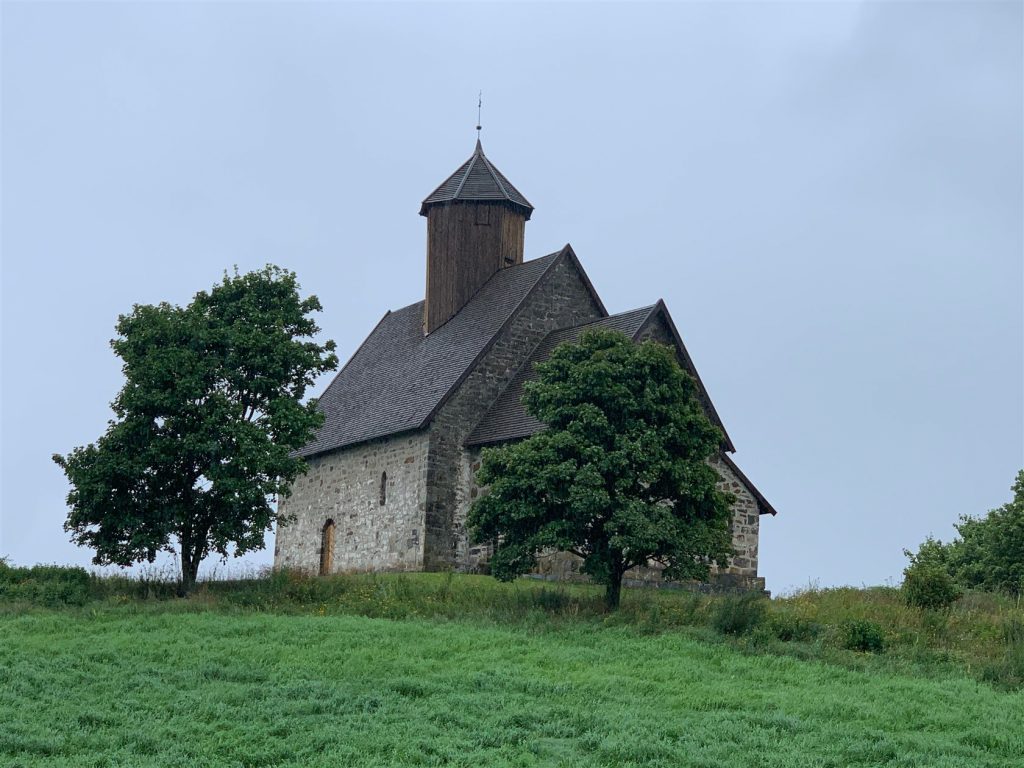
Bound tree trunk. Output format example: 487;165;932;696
178;545;202;597
604;572;624;611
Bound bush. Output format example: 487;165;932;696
903;561;961;610
904;470;1024;597
711;593;767;636
767;612;821;642
0;561;92;606
840;619;885;653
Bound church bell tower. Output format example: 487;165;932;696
419;139;534;334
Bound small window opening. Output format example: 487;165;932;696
379;471;387;506
319;519;335;576
474;206;490;226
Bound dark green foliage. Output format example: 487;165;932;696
53;266;338;593
711;592;767;636
468;330;732;609
952;470;1024;595
767;612;821;643
840;619;885;653
903;559;961;610
904;470;1024;597
0;561;91;606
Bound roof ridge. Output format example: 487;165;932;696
464;299;660;448
416;249;568;428
421;141;533;219
564;304;657;332
477;152;511;200
639;300;735;453
417;251;564;336
451;151;479;200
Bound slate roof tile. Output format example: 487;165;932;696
297;250;562;458
464;306;658;447
420;140;533;219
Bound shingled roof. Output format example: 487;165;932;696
419;140;534;219
297;249;568;458
465;300;735;452
465;306;658;446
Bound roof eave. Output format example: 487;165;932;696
419;198;534;220
417;248;578;429
642;299;736;453
720;453;778;516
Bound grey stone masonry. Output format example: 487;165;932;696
424;254;605;569
451;310;764;590
464;452;764;591
709;454;760;578
275;432;429;573
273;250;771;594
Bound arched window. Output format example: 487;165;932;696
379;471;387;506
319;519;335;576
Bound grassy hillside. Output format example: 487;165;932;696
2;572;1023;766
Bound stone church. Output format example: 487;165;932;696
275;139;776;591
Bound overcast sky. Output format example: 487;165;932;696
2;1;1021;594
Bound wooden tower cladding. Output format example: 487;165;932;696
424;202;526;332
420;140;534;334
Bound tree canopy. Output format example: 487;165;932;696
54;266;338;593
467;329;733;609
905;470;1024;597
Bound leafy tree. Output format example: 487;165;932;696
468;330;733;610
952;470;1024;595
902;554;961;610
904;470;1024;597
54;266;338;594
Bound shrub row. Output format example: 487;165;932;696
0;561;92;606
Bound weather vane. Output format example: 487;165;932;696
476;91;482;136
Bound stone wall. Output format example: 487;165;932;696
710;454;760;578
454;446;491;571
425;253;605;569
274;432;429;573
453;308;765;591
634;313;762;578
531;456;764;592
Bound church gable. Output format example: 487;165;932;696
465;305;660;446
297;249;565;458
465;299;735;451
633;301;735;452
421;246;608;568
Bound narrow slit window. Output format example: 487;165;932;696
380;471;387;506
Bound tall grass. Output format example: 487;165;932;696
3;565;1023;689
4;607;1023;767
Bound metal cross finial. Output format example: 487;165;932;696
476;91;482;135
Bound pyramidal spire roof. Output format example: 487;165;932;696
420;139;534;220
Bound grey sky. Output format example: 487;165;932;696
2;2;1021;594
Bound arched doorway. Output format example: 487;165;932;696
320;519;335;576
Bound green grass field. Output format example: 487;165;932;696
2;608;1021;768
2;572;1023;767
2;573;1024;765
